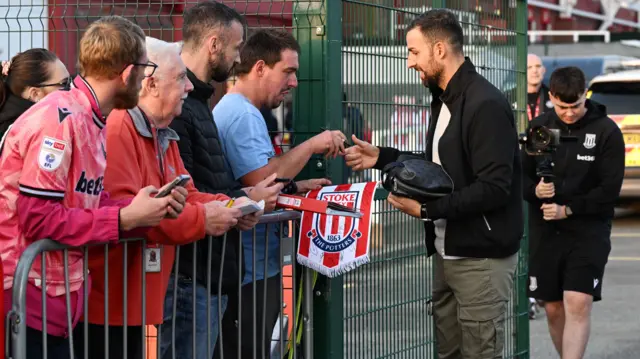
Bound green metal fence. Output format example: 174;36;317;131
0;0;528;358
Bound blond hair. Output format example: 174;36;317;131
78;15;146;79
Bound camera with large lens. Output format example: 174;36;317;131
519;125;577;184
519;125;562;156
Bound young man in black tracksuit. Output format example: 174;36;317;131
523;66;625;359
345;9;523;358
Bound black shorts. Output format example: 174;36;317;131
528;232;611;302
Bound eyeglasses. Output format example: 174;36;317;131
36;77;71;89
120;61;158;78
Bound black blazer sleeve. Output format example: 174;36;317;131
425;100;518;219
568;126;625;215
373;147;401;170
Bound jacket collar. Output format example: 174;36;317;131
128;106;179;154
187;68;215;103
439;57;477;106
71;75;106;129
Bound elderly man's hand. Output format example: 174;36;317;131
165;186;188;219
236;211;263;231
203;200;242;236
228;196;263;231
387;193;421;218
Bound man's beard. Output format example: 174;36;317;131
113;76;139;110
424;61;443;90
211;55;233;83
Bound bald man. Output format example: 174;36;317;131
527;54;552;121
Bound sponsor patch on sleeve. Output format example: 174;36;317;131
38;136;67;171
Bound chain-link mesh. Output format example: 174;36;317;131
0;1;296;69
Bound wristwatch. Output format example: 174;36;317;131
420;203;432;222
565;205;573;217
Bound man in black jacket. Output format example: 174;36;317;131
345;9;522;358
159;2;284;359
523;67;624;359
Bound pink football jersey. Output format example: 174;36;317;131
0;76;107;296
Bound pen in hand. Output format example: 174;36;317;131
320;127;353;147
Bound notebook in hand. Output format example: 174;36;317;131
232;199;265;216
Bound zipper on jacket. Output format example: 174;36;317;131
482;214;492;231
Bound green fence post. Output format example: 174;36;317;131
515;0;530;357
293;1;330;182
314;0;345;357
293;1;345;358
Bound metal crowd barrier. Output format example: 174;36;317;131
7;210;312;359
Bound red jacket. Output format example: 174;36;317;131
86;107;229;326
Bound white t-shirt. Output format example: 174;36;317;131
432;104;466;260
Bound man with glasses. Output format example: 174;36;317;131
0;16;187;359
91;36;258;359
522;66;625;359
57;15;187;359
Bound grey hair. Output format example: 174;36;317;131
145;36;181;77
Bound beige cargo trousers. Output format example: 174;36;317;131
433;253;518;359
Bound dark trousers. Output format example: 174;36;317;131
214;275;281;359
23;326;72;359
72;323;144;359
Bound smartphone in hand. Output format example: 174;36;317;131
156;174;191;198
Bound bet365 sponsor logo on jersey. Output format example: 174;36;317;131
74;171;104;196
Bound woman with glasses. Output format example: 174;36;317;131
0;48;70;140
